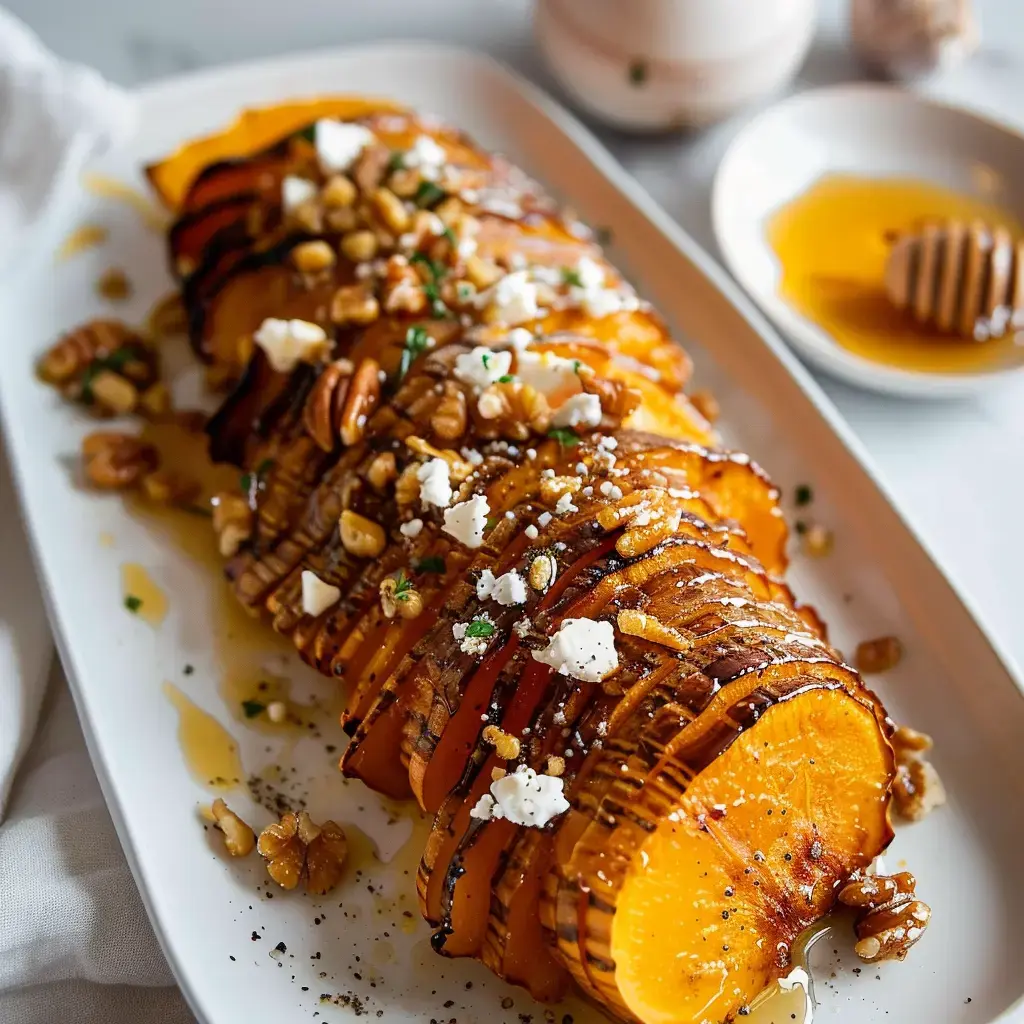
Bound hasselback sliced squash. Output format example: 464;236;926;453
155;100;910;1024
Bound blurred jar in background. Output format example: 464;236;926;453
534;0;817;131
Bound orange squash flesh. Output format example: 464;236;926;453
145;96;407;209
609;688;893;1023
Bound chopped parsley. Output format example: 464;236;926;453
497;374;515;384
415;556;447;574
292;123;317;144
413;180;446;209
794;484;813;507
628;59;649;86
465;619;496;639
481;352;492;369
241;699;266;719
386;151;406;173
548;427;581;447
561;267;584;288
410;251;450;318
442;225;457;247
124;594;142;613
392;571;415;602
399;325;431;380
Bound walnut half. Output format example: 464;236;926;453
211;798;255;857
257;810;348;895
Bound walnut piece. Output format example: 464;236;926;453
257;810;347;894
81;432;159;490
890;724;946;821
211;798;255;857
339;509;386;558
856;635;903;674
839;870;931;963
482;724;521;761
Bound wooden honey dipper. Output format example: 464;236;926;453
884;219;1024;340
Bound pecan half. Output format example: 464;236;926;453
338;357;381;447
839;870;931;963
302;359;353;452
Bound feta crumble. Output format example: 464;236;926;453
315;119;375;173
417;458;452;509
400;518;424;539
301;570;341;617
524;525;539;540
454;346;513;390
477;569;527;607
281;175;317;213
253;318;330;374
532;618;619;682
443;494;490;549
469;764;569;827
551;392;603;429
515;350;581;399
555;493;577;515
480;271;541;325
453;615;494;657
403;135;447;179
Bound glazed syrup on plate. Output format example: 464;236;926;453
767;173;1024;374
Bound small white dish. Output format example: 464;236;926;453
712;84;1024;398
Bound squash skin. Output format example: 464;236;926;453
163;106;903;1022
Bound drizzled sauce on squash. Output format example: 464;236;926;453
163;681;244;789
768;173;1024;374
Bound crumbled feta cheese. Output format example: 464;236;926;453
515;350;581;399
524;525;539;540
598;435;618;450
579;288;640;319
532;618;618;682
506;328;534;353
573;256;606;290
452;615;493;657
513;617;532;638
477;569;528;607
301;570;340;617
482;271;541;325
253;318;330;374
551;393;603;429
469;764;569;827
281;175;317;212
454;346;513;390
417;458;452;509
461;447;484;466
315;119;374;173
400;518;424;538
555;493;577;515
537;511;553;527
598;480;623;500
403;135;447;179
443;494;490;549
457;236;478;260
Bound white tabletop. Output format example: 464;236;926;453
8;0;1024;676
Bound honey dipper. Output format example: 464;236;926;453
883;219;1024;340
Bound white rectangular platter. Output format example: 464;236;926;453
1;42;1023;1024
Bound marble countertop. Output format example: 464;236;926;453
8;0;1024;672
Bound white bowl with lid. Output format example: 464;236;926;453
712;85;1024;398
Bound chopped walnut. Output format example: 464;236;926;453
291;239;336;275
379;573;424;620
366;451;398;493
339;509;386;558
544;755;566;778
539;475;583;506
257;810;347;894
212;492;254;558
430;381;468;441
890;725;946;822
81;432;159;490
211;798;255;857
474;381;551;441
596;489;685;558
689;388;720;424
404;436;474;481
482;724;521;761
856;635;902;674
838;870;931;963
330;284;380;327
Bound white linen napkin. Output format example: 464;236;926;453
0;7;136;813
0;9;191;1022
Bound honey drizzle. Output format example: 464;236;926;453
768;173;1024;374
163;681;244;790
82;172;170;232
57;223;108;260
121;562;168;627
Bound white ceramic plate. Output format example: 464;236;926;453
2;44;1023;1024
712;84;1024;398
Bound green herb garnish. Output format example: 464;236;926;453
410;251;450;318
124;594;142;613
562;267;584;288
794;484;813;507
548;427;580;447
386;151;406;173
413;180;446;209
497;374;515;384
241;699;266;719
399;325;432;380
415;556;447;575
465;619;496;639
293;123;317;144
628;59;649;86
241;457;275;495
393;571;415;602
442;226;457;247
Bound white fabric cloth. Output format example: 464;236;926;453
0;9;191;1021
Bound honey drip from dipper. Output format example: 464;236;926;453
768;173;1024;374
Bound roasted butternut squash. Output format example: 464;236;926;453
133;100;919;1024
